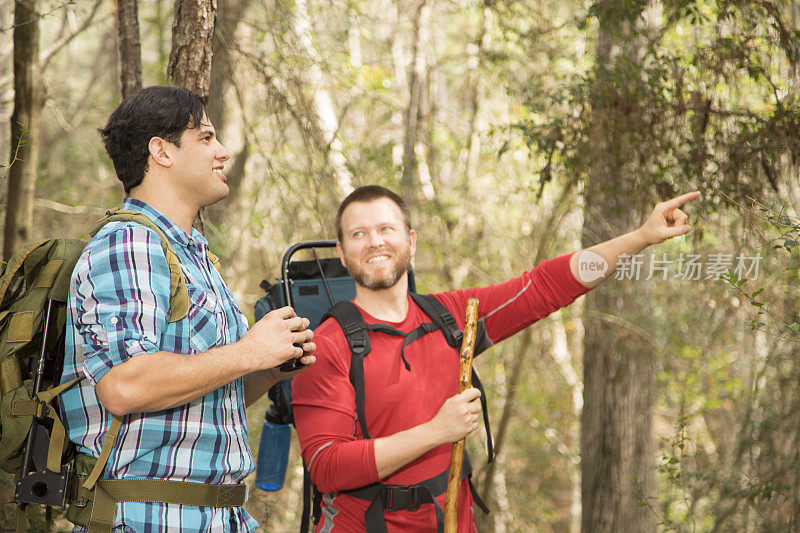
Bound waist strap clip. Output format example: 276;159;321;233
382;485;424;512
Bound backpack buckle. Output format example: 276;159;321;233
381;485;424;512
349;335;367;354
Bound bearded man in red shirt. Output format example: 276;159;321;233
291;185;699;532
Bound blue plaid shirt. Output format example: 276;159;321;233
60;198;258;532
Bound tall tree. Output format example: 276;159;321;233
168;0;217;99
117;0;142;98
290;0;353;195
580;1;655;530
399;0;430;201
4;0;43;260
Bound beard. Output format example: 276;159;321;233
347;246;412;290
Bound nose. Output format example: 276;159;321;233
215;140;231;162
367;230;384;248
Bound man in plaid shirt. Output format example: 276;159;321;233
59;86;316;531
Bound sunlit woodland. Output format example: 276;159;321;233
2;0;800;531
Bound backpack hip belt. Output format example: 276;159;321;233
85;478;249;533
342;454;488;533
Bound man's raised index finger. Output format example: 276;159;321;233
663;191;701;210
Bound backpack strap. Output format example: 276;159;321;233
90;209;189;324
322;302;373;439
309;297;496;530
408;293;495;462
207;250;223;273
324;296;495;461
344;452;488;533
408;293;493;355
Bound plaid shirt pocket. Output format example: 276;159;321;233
186;283;224;353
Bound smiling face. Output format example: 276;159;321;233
337;197;417;290
168;113;231;210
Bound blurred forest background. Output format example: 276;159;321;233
3;0;800;531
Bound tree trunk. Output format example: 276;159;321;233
168;0;217;100
463;5;490;192
207;0;248;195
581;195;656;533
580;3;655;530
400;0;430;201
117;0;142;99
389;0;407;170
4;0;43;260
477;329;533;533
291;0;353;194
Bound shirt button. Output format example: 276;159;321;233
110;317;119;325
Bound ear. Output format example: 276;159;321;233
336;241;347;268
148;137;174;169
408;229;417;258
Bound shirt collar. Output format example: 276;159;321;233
121;197;209;250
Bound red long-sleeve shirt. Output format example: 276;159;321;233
291;253;590;532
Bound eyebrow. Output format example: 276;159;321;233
198;128;215;138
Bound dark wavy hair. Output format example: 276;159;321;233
99;86;206;193
335;185;412;242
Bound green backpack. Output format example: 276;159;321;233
0;209;192;529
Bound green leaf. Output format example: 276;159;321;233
497;141;510;160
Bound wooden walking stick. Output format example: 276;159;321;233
443;297;480;533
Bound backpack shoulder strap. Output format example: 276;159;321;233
91;210;189;324
409;293;493;355
207;250;222;273
322;302;372;439
409;292;495;462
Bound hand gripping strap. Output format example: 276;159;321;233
91;210;189;323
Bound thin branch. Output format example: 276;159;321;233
41;0;106;70
0;0;78;33
0;135;24;189
35;198;105;215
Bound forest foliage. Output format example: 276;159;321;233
2;0;800;530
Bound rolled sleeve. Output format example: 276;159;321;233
75;224;171;384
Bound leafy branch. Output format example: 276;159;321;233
720;194;800;341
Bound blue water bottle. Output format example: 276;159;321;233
256;405;292;491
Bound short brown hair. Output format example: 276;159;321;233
335;185;412;241
100;86;206;193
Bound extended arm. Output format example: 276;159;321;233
570;191;700;288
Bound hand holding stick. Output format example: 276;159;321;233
443;298;480;533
